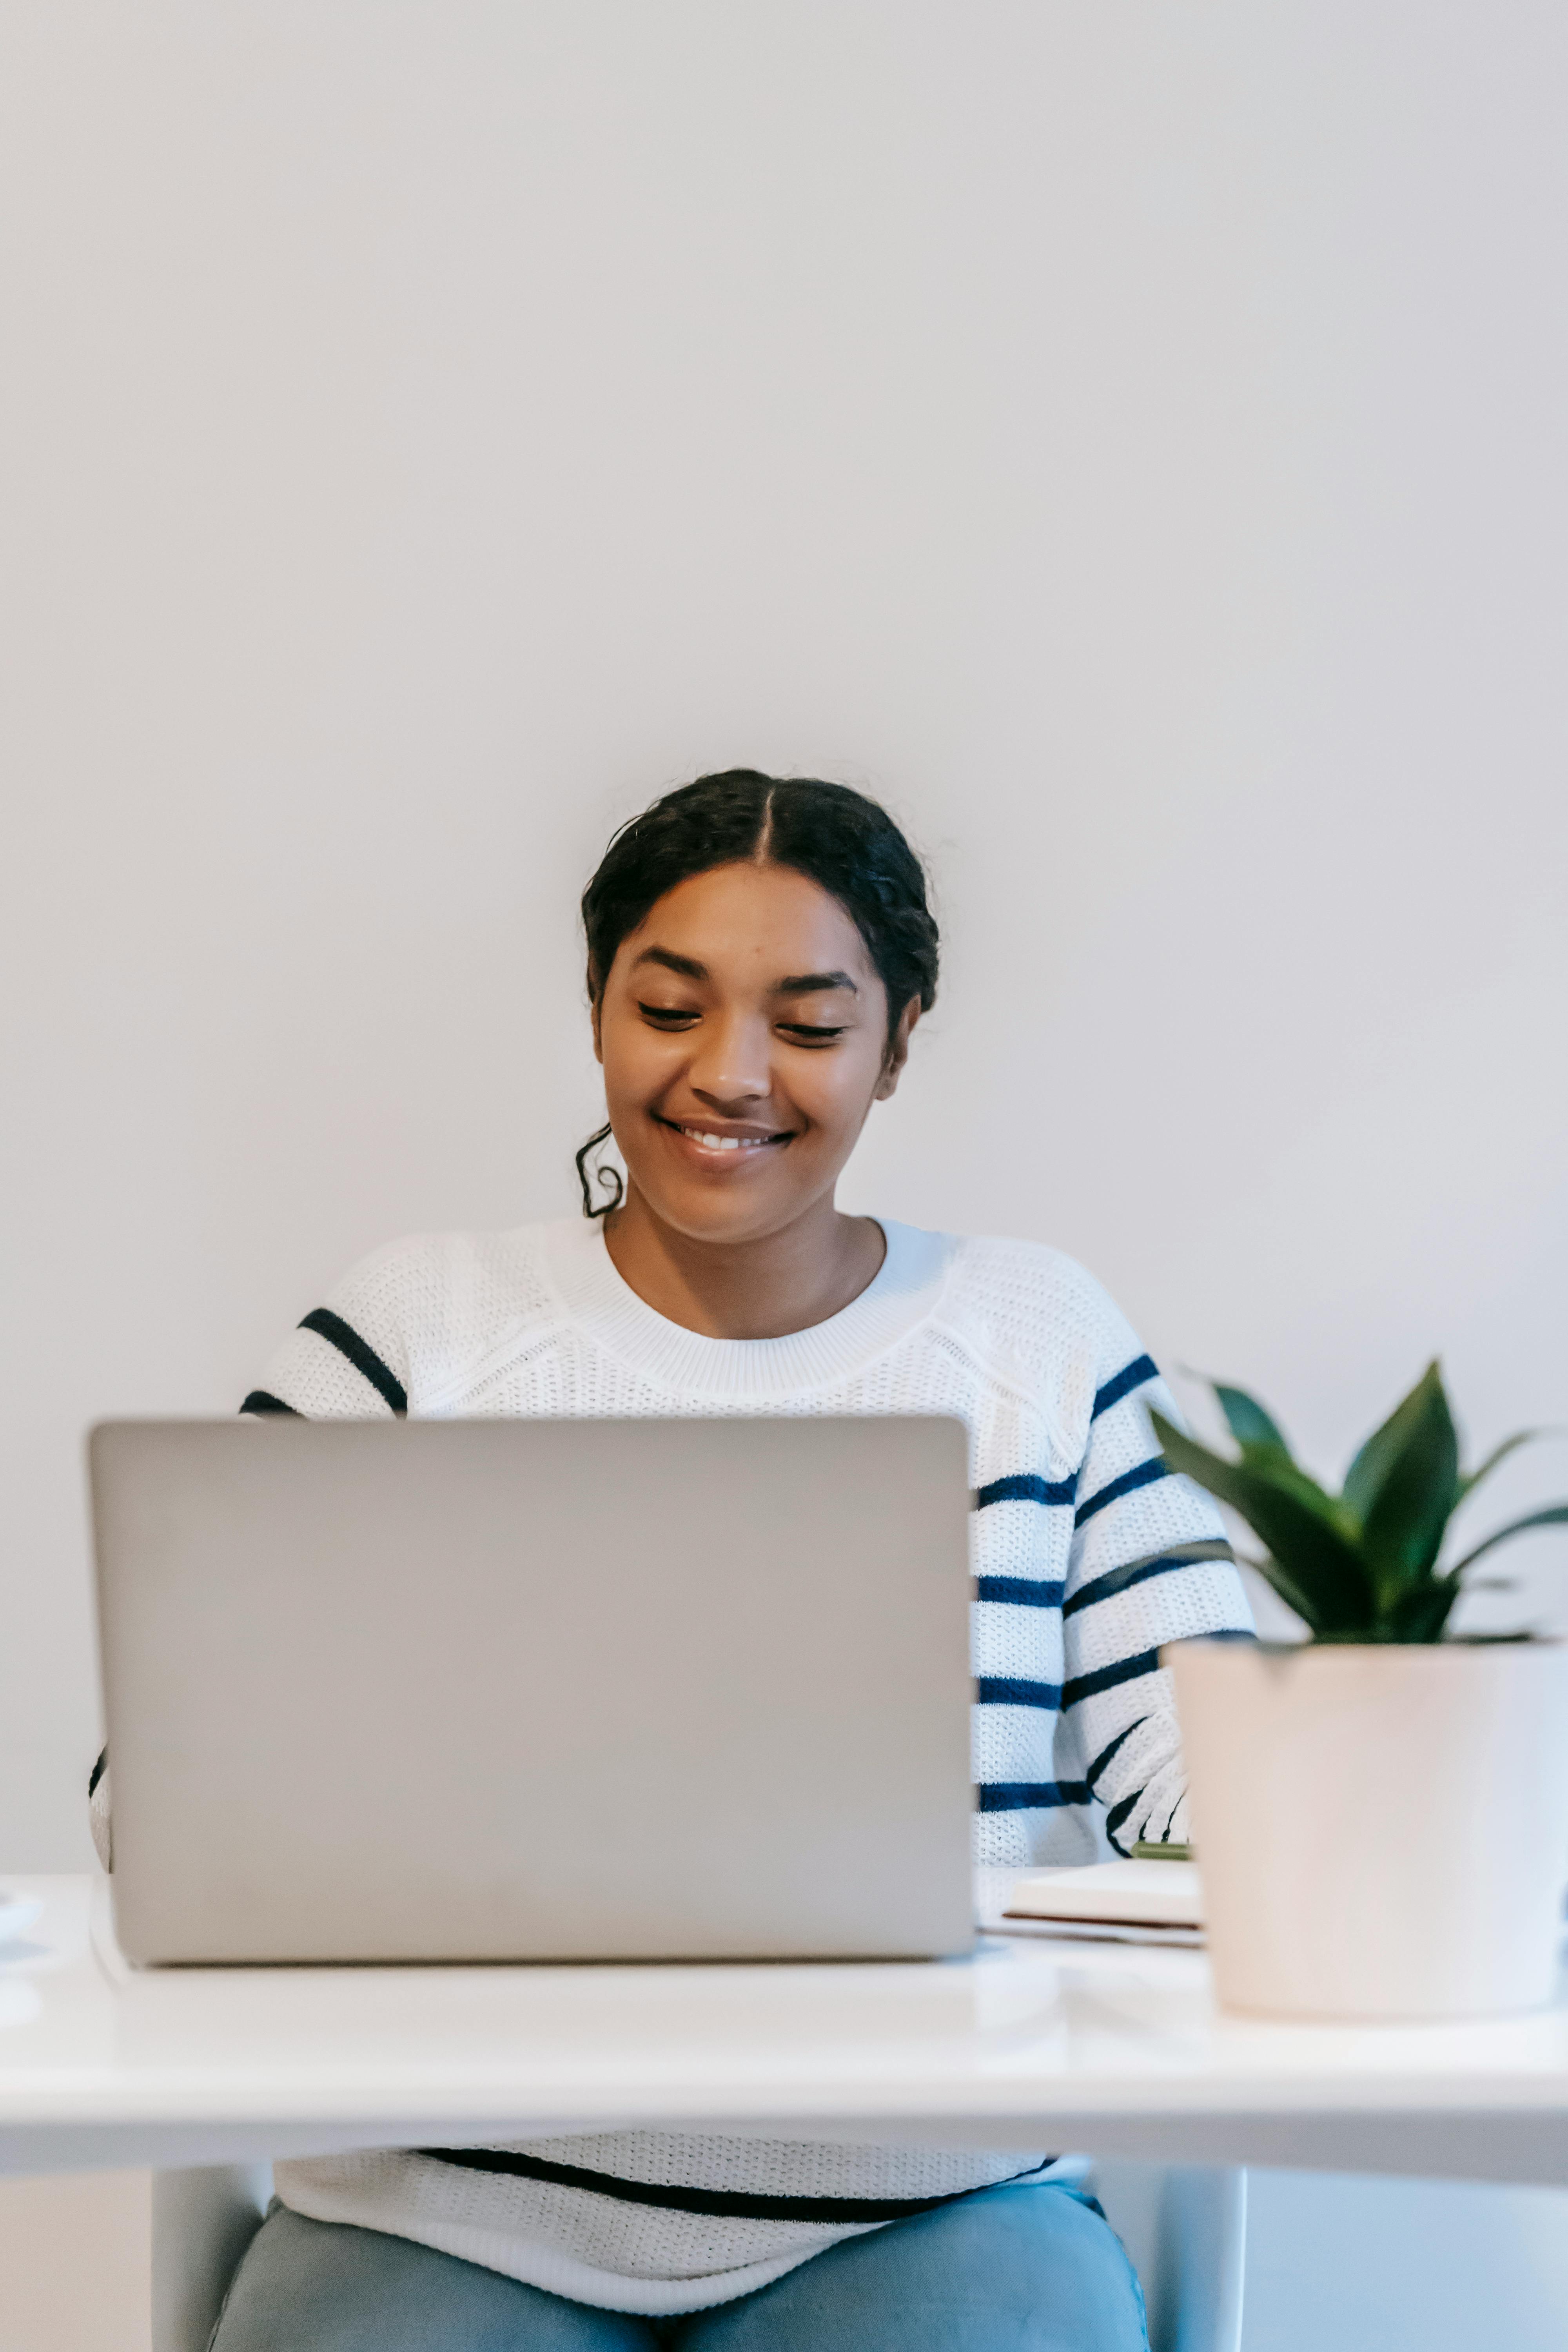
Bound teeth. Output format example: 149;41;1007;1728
682;1127;764;1152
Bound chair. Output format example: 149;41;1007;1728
152;2165;272;2352
1093;2160;1248;2352
151;2159;1246;2352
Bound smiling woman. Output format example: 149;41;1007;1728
97;770;1249;2352
577;772;938;1338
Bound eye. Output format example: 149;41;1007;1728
637;1002;700;1027
779;1022;848;1045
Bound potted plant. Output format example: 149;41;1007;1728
1152;1364;1568;2021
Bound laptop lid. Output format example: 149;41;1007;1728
90;1415;975;1964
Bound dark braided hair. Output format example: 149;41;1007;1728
575;769;940;1217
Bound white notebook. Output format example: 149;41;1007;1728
990;1859;1204;1947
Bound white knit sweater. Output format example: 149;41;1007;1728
94;1215;1249;2314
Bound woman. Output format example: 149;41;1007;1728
96;771;1249;2349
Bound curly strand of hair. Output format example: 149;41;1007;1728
574;1123;625;1220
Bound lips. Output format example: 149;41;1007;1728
655;1116;791;1157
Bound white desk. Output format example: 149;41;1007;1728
2;1875;1566;2185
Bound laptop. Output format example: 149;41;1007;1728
89;1415;976;1965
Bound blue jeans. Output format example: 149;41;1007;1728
211;2183;1147;2350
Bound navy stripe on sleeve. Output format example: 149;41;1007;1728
298;1308;408;1416
978;1780;1093;1813
975;1576;1065;1609
1073;1456;1169;1528
1063;1540;1234;1620
1092;1354;1158;1419
1105;1788;1143;1851
1083;1718;1147;1791
1062;1648;1161;1707
240;1390;301;1417
88;1748;107;1798
975;1472;1078;1510
976;1676;1062;1710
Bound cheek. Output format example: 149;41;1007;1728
791;1044;886;1133
599;1018;674;1106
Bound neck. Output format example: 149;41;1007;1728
601;1187;886;1340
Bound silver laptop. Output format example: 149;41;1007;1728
89;1416;975;1965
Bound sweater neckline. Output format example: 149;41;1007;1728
542;1216;957;1399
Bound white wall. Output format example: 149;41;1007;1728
2;7;1566;2340
0;2171;150;2352
8;0;1565;1857
1245;2170;1568;2352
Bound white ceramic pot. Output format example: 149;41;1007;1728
1167;1639;1568;2022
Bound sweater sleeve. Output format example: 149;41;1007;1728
1062;1326;1253;1854
88;1747;112;1871
240;1244;415;1421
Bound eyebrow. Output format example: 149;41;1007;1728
633;947;707;980
775;970;859;996
632;948;860;996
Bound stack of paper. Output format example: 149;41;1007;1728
987;1859;1204;1947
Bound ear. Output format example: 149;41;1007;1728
873;997;922;1102
588;962;604;1065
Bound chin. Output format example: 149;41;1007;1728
640;1183;804;1249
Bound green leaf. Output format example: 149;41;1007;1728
1160;1410;1350;1526
1212;1382;1292;1458
1343;1363;1452;1517
1227;1543;1335;1628
1384;1575;1463;1643
1150;1409;1376;1637
1204;1535;1324;1633
1456;1430;1550;1504
1247;1554;1343;1637
1447;1504;1568;1579
1350;1363;1460;1610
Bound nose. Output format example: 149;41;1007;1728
686;1006;773;1110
